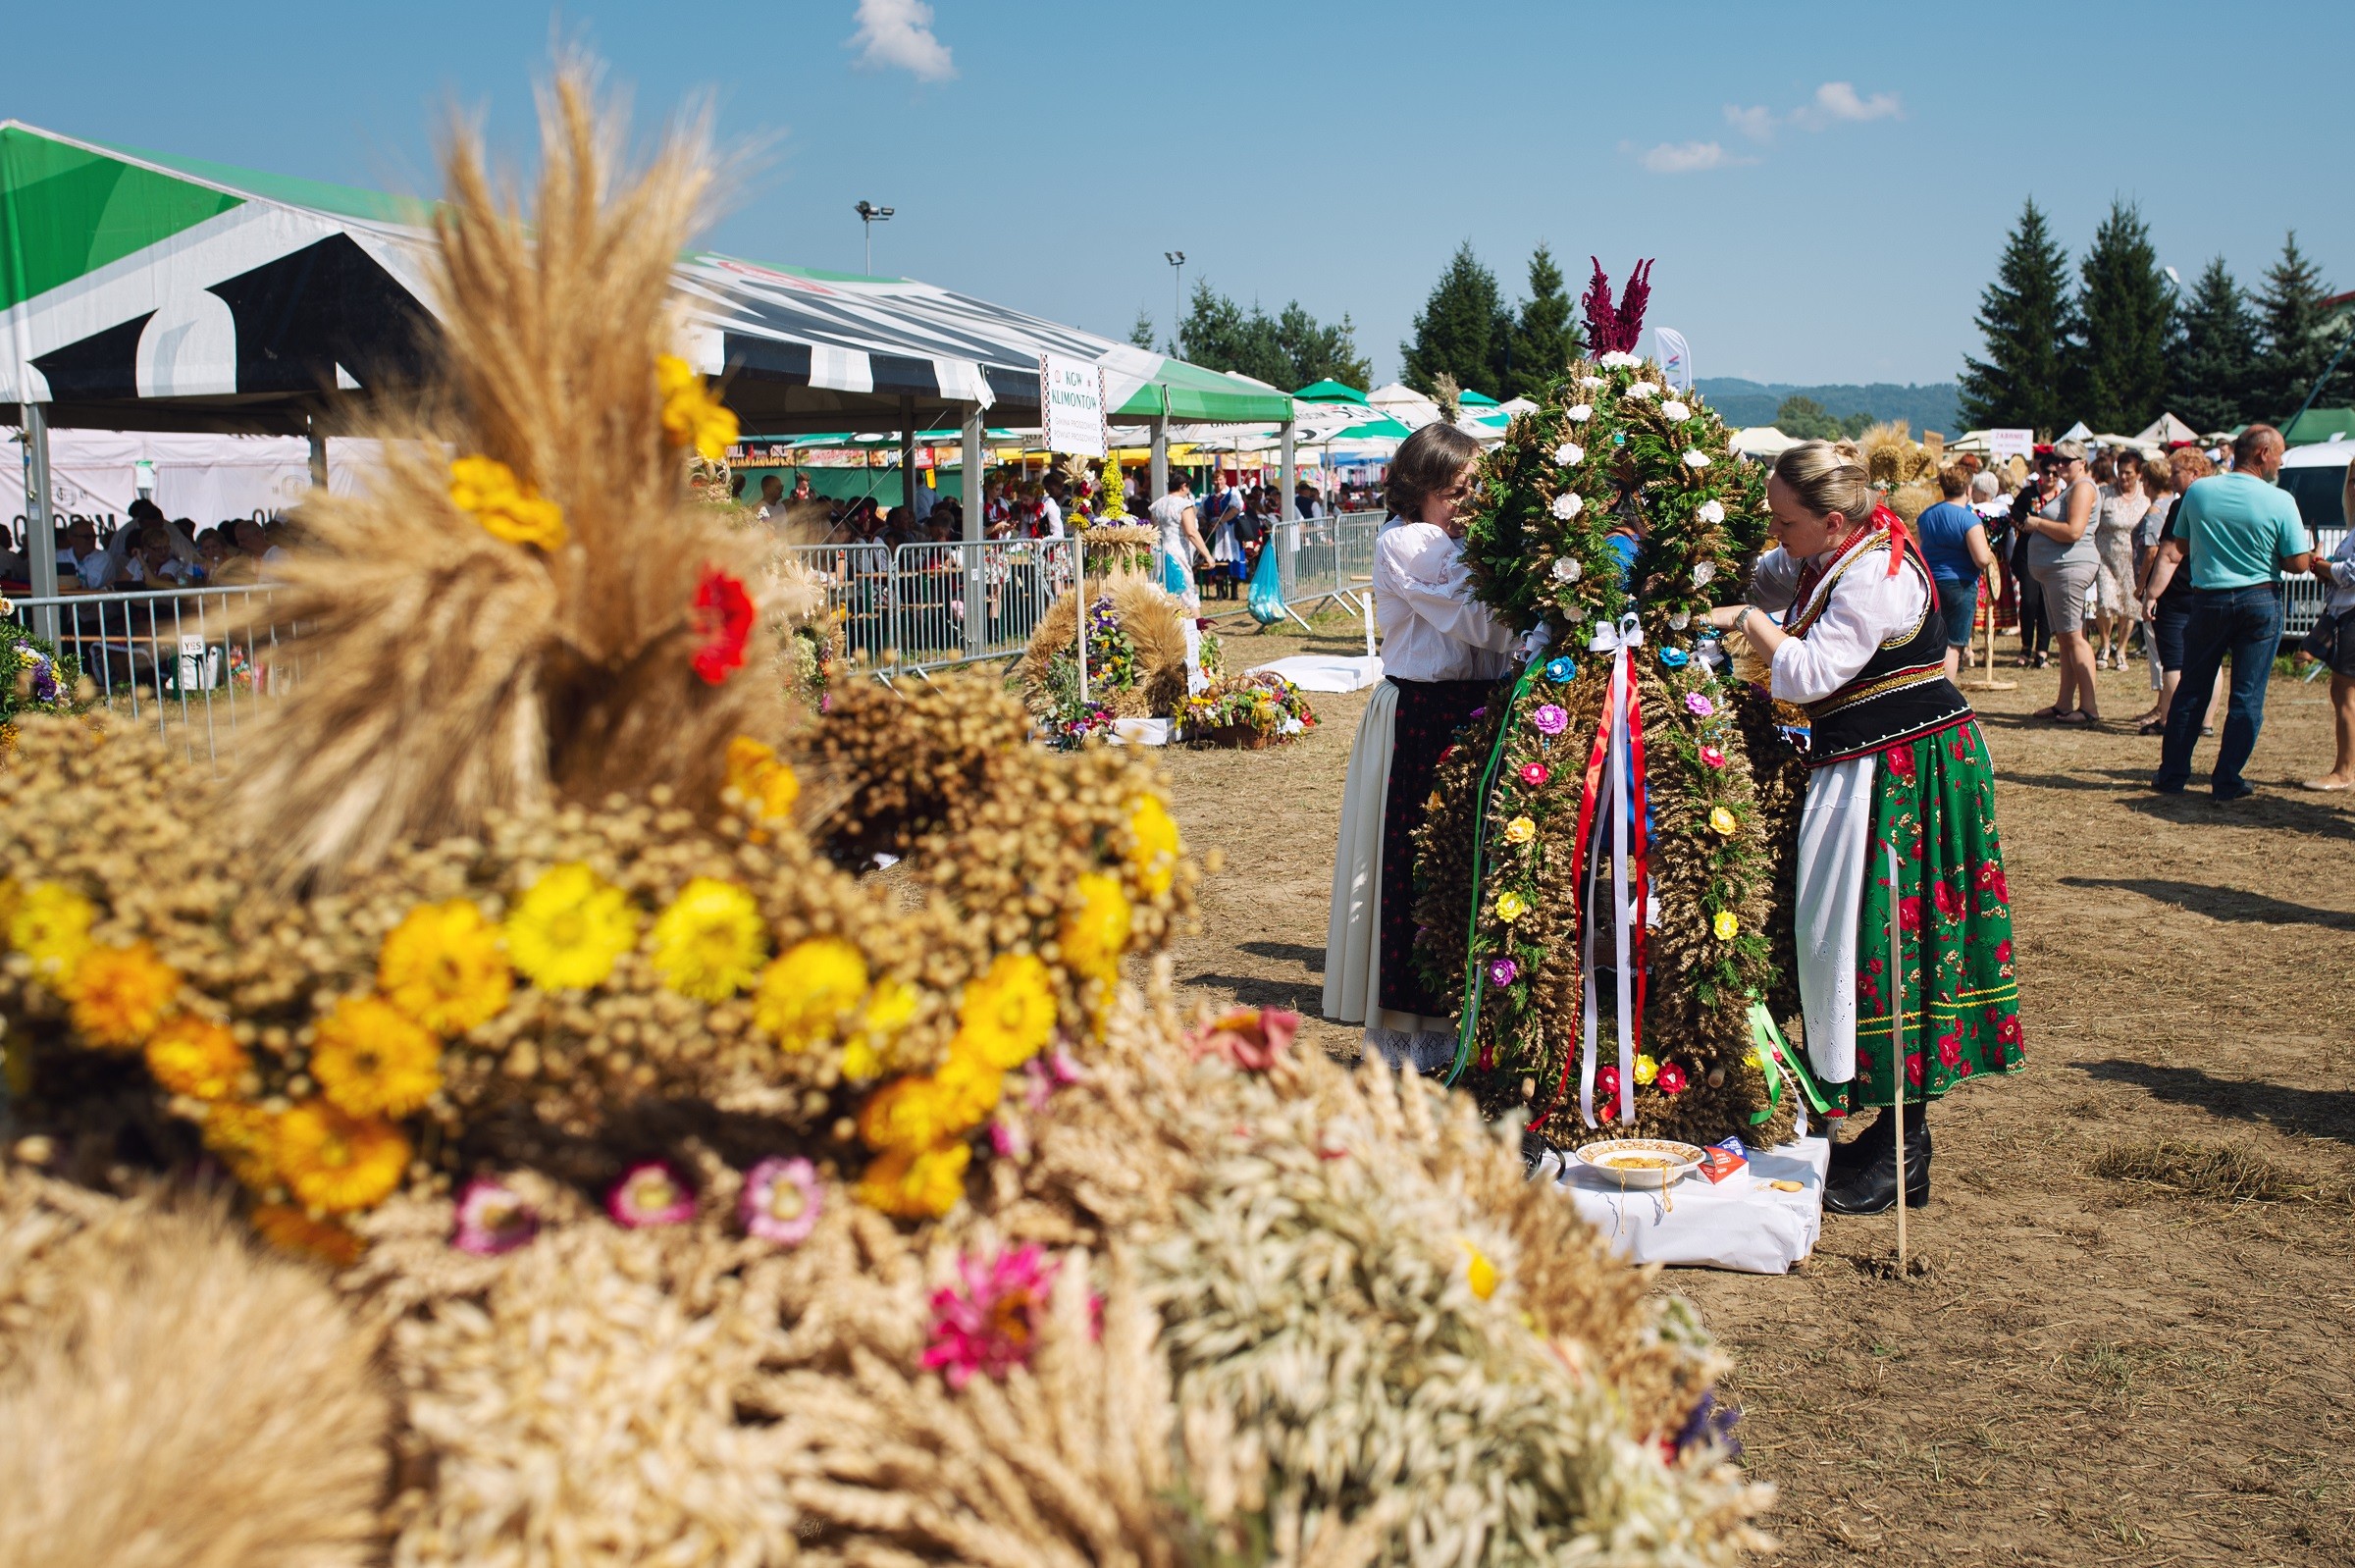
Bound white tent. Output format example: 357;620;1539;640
1366;382;1443;431
8;429;385;525
2058;420;2094;443
2131;412;2202;447
1732;426;1804;458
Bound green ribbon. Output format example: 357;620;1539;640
1744;1001;1829;1123
1448;660;1544;1086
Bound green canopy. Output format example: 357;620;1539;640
1292;378;1369;405
1456;388;1500;407
2282;407;2355;445
1109;355;1293;424
1331;415;1413;441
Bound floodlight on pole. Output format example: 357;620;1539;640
1165;250;1185;348
855;200;896;274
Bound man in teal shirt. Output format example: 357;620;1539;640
2153;424;2315;799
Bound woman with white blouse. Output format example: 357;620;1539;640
1325;424;1518;1073
1705;442;2024;1215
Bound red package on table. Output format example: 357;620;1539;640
1699;1137;1749;1183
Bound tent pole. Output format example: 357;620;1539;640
962;403;984;659
1149;411;1169;516
307;420;329;491
900;395;917;520
1279;417;1298;599
22;402;60;643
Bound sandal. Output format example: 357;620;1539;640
2053;710;2097;726
2030;705;2067;719
2135;717;2166;736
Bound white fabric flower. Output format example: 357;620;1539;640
1697;499;1725;525
1669;609;1692;630
1553;442;1585;466
1579;376;1604;389
1682;449;1711;469
1691;560;1718;587
1598;350;1639;369
1565;404;1593;424
1551;556;1584;583
1626;380;1658;399
1550;491;1584;521
1662;399;1692;422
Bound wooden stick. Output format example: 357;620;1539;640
1885;841;1908;1269
1966;562;2017;692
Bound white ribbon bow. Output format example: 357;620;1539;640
1577;610;1647;1128
1586;610;1646;654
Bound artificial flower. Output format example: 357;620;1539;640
1684;692;1716;717
200;1101;280;1191
65;941;180;1049
1626;380;1658;398
1634;1053;1659;1086
723;735;802;819
861;1074;957;1153
1186;1006;1300;1071
931;1045;1006;1129
1459;1239;1500;1300
739;1156;823;1245
650;877;767;1001
1659;647;1691;669
1125;795;1182;896
857;1140;970;1219
1059;873;1132;980
654;353;740;460
1544;654;1578;682
1661;399;1691;422
251;1204;365;1268
311;995;442;1118
1691;560;1718;587
504;863;640;991
1697;499;1725;525
755;936;870;1050
1551;556;1583;584
1669;609;1692;631
1598;351;1639;369
1713;910;1740;940
1503;814;1537;844
144;1016;248;1101
276;1101;411;1214
922;1242;1063;1387
375;901;509;1038
452;1176;539;1255
956;953;1057;1071
1565;403;1593;423
840;976;916;1082
1553;442;1585;466
8;881;93;980
691;568;756;685
1550;491;1584;521
1682;449;1711;470
1519;761;1550;787
1655;1061;1689;1095
1708;806;1739;837
1699;745;1728;768
1487;957;1519;988
449;454;566;550
1579;375;1605;388
1494;890;1530;923
1532;704;1569;737
1596;1065;1621;1100
606;1161;696;1228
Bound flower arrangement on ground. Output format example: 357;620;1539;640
0;616;87;754
1183;669;1319;747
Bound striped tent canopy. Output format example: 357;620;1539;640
0;121;1289;434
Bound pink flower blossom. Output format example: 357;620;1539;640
923;1243;1074;1388
1186;1006;1301;1071
1532;703;1569;737
606;1160;696;1228
1684;691;1715;717
1654;1061;1688;1095
452;1176;538;1255
1699;745;1727;768
738;1157;822;1245
1520;761;1550;787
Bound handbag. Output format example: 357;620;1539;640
2300;605;2351;666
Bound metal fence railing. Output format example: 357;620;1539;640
2284;527;2345;639
781;537;1078;675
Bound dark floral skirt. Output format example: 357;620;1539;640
1380;676;1497;1018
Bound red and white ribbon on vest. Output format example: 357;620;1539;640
1570;611;1652;1128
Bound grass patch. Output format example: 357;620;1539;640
2086;1138;2343;1204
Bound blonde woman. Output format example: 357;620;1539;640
2017;439;2103;723
2299;459;2355;791
2092;450;2151;670
1705;442;2023;1215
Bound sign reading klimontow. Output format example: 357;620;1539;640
1039;352;1108;458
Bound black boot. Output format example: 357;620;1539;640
1824;1107;1929;1214
1827;1112;1893;1179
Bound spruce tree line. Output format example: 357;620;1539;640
1959;196;2351;437
1398;242;1585;403
1158;284;1372;392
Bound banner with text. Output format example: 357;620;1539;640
1039;352;1108;458
1988;429;2035;466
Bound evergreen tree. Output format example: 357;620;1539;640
1502;243;1580;399
1176;281;1369;390
2075;199;2172;433
1127;308;1158;351
2250;231;2334;423
1400;242;1501;397
1958;197;2076;435
1273;302;1373;390
2166;257;2260;435
1774;395;1840;441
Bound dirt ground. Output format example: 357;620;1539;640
1157;607;2355;1566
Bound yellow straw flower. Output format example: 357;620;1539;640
275;1100;411;1214
201;1101;280;1191
1125;796;1181;897
656;354;740;461
380;901;512;1035
841;977;916;1082
1494;890;1530;923
1633;1053;1658;1086
855;1140;970;1219
250;1203;365;1268
8;881;94;980
723;736;802;819
504;863;640;991
1503;815;1537;844
755;937;870;1051
931;1043;1005;1131
64;941;179;1049
956;953;1058;1071
649;877;768;1001
449;454;566;550
1713;910;1740;940
310;995;442;1119
1459;1238;1500;1301
1059;873;1132;980
1708;805;1739;837
145;1016;249;1101
858;1074;955;1154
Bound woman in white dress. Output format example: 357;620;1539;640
1324;424;1518;1072
2091;450;2151;671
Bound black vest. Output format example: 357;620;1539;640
1787;530;1974;768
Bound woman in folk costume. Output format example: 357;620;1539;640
1706;443;2024;1215
1326;424;1519;1071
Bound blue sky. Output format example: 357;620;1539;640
6;1;2348;389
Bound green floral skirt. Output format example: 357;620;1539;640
1837;719;2023;1114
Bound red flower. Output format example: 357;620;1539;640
1882;743;1916;783
1931;881;1963;922
1974;861;2010;905
691;567;756;684
1897;895;1923;934
1654;1061;1688;1095
1905;1053;1924;1087
1596;1065;1621;1101
1994;938;2013;965
1520;761;1550;788
1956;1057;1974;1076
1935;1029;1962;1067
1996;1014;2023;1047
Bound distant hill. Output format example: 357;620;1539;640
1696;379;1961;438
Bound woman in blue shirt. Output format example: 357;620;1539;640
1912;466;1997;678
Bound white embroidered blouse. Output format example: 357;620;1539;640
1372;518;1518;682
1747;540;1933;706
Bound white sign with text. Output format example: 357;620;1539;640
1039;353;1108;458
1988;429;2035;465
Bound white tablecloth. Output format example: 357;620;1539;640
1245;653;1384;693
1535;1137;1831;1275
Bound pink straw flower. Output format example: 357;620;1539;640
1699;745;1727;768
923;1243;1070;1387
738;1156;822;1245
452;1176;538;1255
605;1160;696;1228
1684;691;1716;717
1532;704;1569;736
1519;761;1551;787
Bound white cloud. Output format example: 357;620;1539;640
1723;104;1778;141
1639;139;1736;175
848;0;956;81
1794;80;1901;129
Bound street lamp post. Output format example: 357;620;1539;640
855;200;896;274
1164;250;1185;350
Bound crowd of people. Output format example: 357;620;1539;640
2;497;292;593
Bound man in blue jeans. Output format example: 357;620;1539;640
2152;425;2314;800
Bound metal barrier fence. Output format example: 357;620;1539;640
1273;510;1384;607
2284;527;2345;639
782;537;1077;673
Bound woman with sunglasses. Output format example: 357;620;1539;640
1325;423;1518;1073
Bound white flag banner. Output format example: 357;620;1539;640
1039;352;1108;458
1988;429;2035;465
1652;328;1693;392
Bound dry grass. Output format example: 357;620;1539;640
2087;1138;2345;1204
